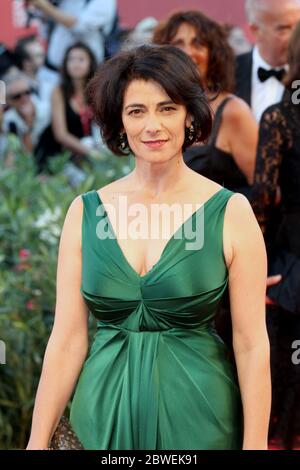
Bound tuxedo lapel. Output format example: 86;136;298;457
235;50;253;106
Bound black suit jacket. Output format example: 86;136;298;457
235;50;253;106
235;49;290;110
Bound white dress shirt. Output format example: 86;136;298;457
47;0;116;68
36;66;60;104
28;67;60;112
251;46;287;123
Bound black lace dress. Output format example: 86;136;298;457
183;97;251;198
251;96;300;449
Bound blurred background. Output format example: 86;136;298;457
0;0;248;48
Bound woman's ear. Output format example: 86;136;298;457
185;113;194;128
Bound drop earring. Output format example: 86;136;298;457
119;133;128;150
187;124;195;141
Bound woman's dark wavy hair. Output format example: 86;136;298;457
153;10;235;94
85;44;213;156
61;42;97;101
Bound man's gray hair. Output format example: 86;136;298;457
2;70;31;88
245;0;261;23
245;0;300;24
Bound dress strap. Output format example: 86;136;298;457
209;96;234;146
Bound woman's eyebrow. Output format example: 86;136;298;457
158;100;175;106
125;100;174;111
124;103;145;110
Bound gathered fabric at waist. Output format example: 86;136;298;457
95;320;218;335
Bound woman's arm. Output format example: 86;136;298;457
29;0;116;32
225;193;271;450
26;195;89;449
28;0;77;28
221;97;258;185
51;87;90;157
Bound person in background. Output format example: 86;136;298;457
153;11;282;386
0;43;19;79
2;71;50;155
235;0;300;122
26;0;117;70
121;17;158;51
153;10;258;198
251;20;300;449
14;35;59;107
44;42;97;174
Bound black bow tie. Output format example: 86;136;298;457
257;66;286;83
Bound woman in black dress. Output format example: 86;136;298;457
251;21;300;450
51;42;97;161
153;10;258;198
36;42;97;172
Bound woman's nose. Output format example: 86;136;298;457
180;44;193;58
144;114;162;133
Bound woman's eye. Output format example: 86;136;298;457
172;41;183;47
162;107;175;112
194;39;206;48
129;109;142;116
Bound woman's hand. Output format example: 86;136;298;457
275;186;281;206
26;441;50;450
266;274;282;305
243;443;268;450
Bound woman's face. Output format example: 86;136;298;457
66;48;91;80
121;79;192;162
170;22;209;82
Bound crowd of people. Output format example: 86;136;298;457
1;0;300;450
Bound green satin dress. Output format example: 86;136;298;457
69;187;243;450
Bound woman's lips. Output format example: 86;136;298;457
142;140;168;149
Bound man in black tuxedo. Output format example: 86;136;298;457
236;2;300;449
235;0;300;122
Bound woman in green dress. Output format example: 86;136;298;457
27;45;271;450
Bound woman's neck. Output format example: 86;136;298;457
129;156;193;199
72;78;85;95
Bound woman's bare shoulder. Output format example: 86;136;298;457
68;194;84;211
61;195;84;250
51;84;63;100
223;94;254;121
226;192;263;242
225;192;255;225
222;192;263;268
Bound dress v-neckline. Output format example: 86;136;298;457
93;188;225;281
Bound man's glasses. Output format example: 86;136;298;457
8;89;31;101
